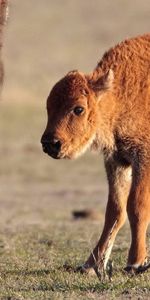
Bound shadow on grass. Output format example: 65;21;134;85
3;264;82;276
4;268;51;276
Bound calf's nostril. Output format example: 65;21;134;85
41;136;61;155
50;140;61;152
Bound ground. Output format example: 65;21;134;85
0;0;150;299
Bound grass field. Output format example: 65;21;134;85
0;0;150;299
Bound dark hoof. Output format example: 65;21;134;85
136;263;150;273
124;262;150;274
124;266;136;274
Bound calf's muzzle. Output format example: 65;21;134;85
41;134;62;159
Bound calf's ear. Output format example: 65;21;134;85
88;69;114;98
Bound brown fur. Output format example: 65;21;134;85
41;34;150;273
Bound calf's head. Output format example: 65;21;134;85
41;69;113;159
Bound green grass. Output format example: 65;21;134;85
0;221;149;299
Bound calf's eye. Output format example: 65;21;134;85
73;106;84;116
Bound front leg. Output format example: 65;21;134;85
126;164;150;271
81;157;132;274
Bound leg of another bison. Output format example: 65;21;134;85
126;166;150;272
0;0;8;91
81;158;132;275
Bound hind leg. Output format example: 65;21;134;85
126;165;150;271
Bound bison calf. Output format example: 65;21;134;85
41;34;150;274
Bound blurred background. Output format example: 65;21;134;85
0;0;150;231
